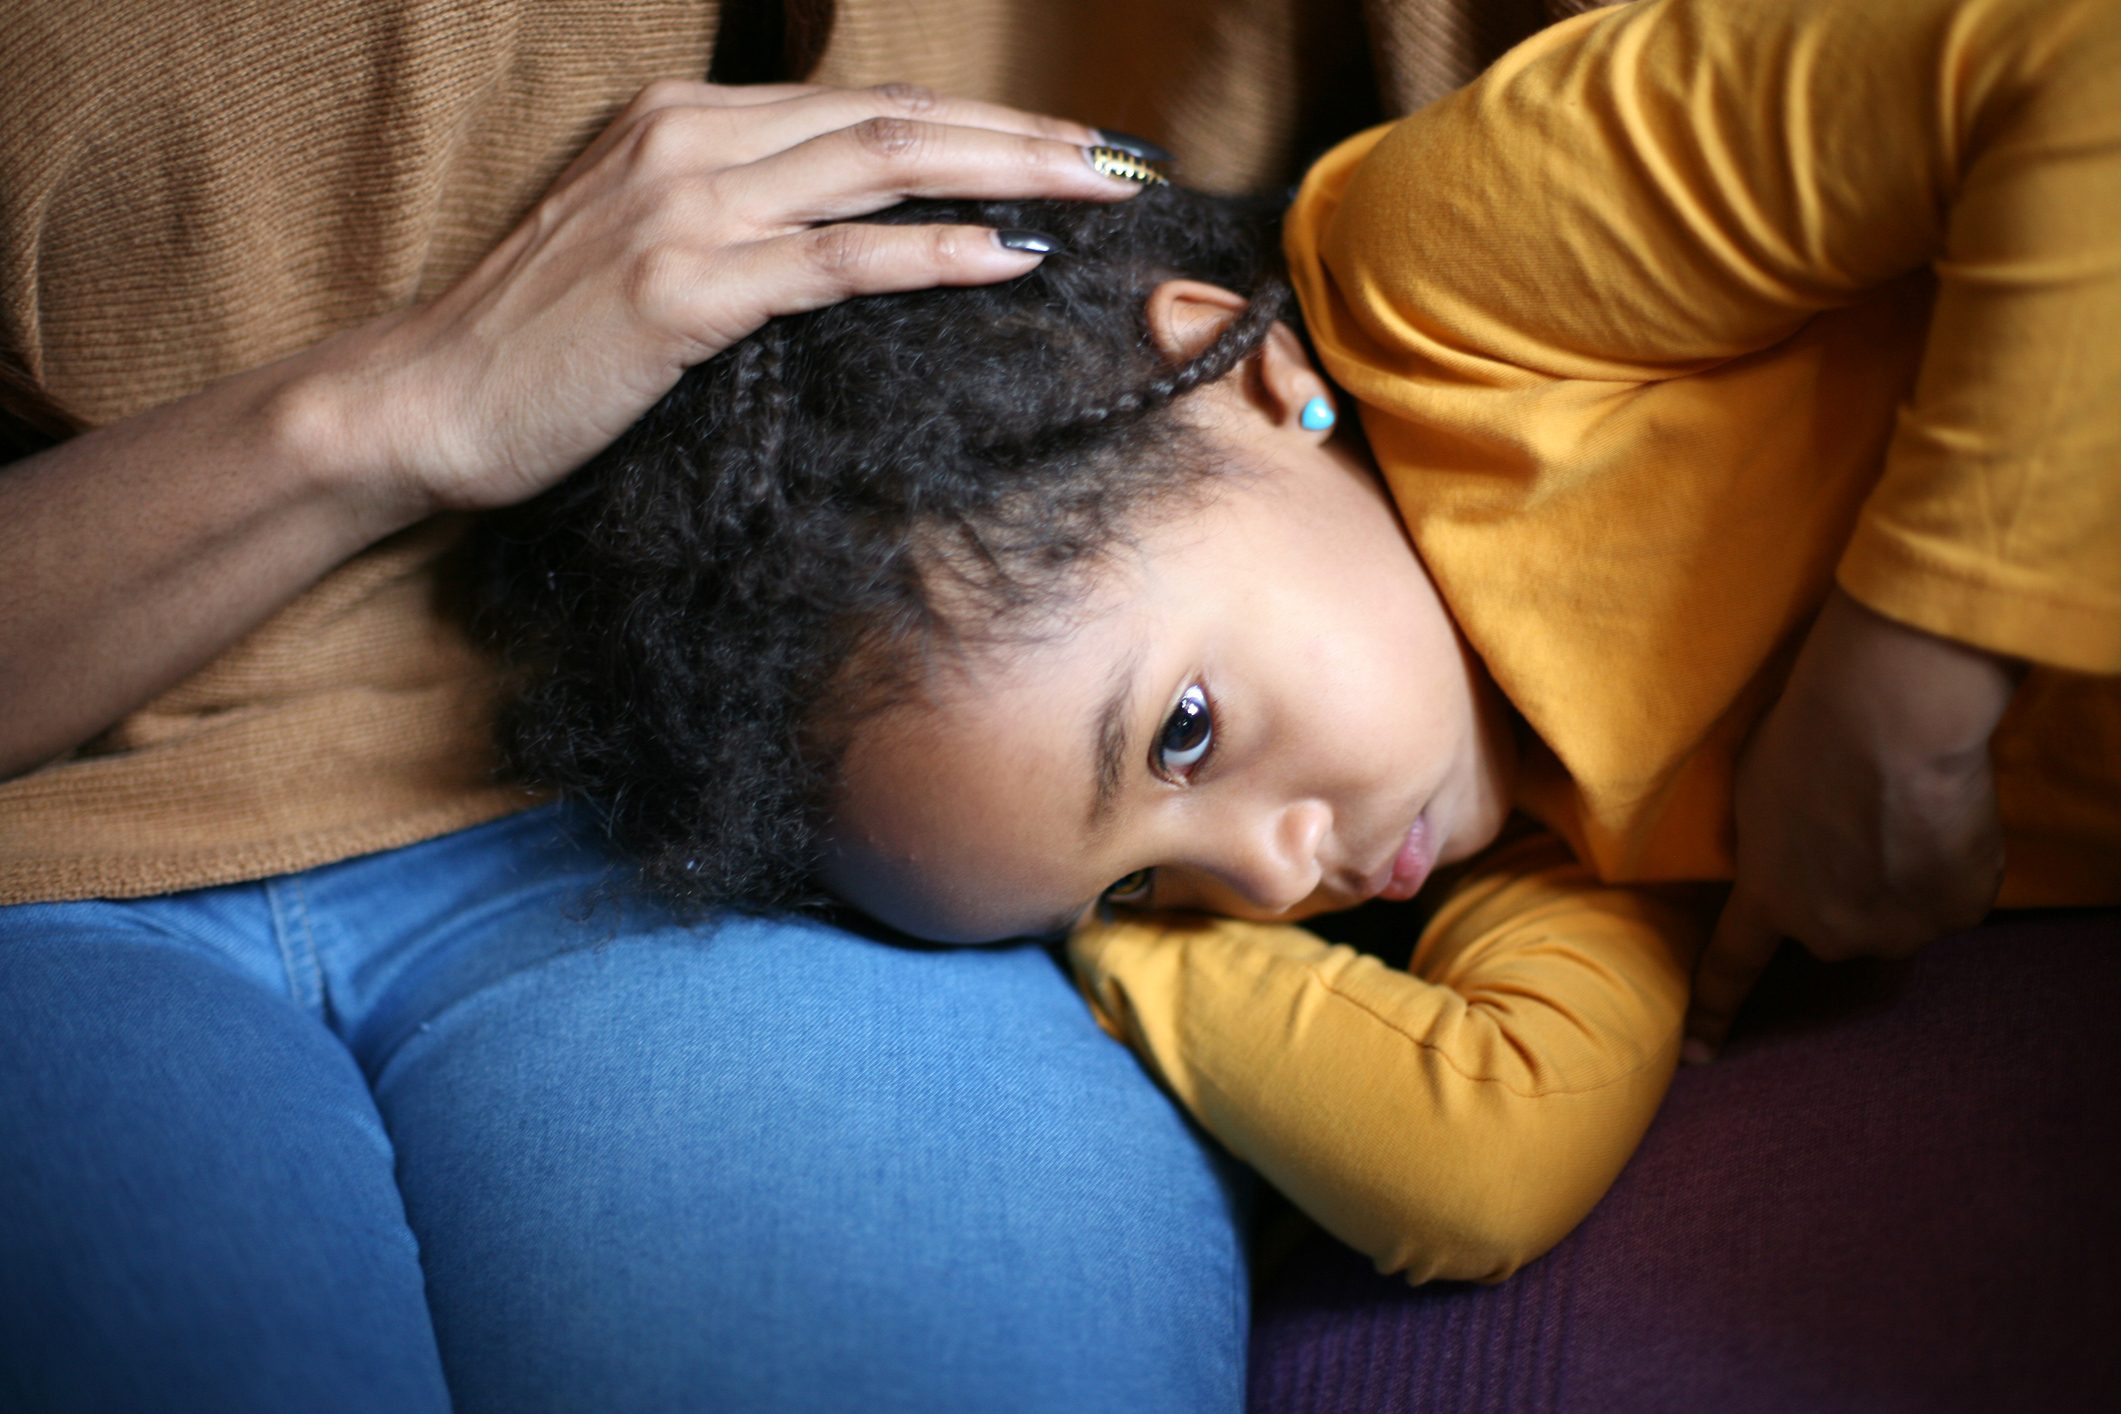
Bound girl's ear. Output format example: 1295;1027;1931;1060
1144;279;1336;436
1144;279;1250;362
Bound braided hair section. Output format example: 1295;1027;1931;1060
978;281;1293;459
477;184;1303;912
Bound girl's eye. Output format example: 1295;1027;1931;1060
1157;685;1213;775
1103;685;1211;913
1104;868;1154;906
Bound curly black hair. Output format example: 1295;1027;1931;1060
474;184;1293;914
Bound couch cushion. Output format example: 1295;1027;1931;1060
1249;913;2121;1413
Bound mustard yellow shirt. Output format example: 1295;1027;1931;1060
1071;0;2121;1286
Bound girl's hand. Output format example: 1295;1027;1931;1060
1683;589;2021;1061
328;81;1142;523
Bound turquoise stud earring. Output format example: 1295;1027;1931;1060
1300;395;1336;432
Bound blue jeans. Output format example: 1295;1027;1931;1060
0;805;1253;1412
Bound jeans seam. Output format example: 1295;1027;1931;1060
264;876;324;1016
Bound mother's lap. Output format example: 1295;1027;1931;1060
0;805;1253;1413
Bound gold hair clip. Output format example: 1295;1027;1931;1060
1086;145;1170;186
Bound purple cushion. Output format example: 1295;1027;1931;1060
1249;913;2121;1413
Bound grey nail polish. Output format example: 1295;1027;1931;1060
995;228;1060;254
1095;129;1177;165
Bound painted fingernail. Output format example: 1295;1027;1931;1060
1681;1038;1715;1066
1084;145;1169;186
1094;129;1176;165
995;228;1060;254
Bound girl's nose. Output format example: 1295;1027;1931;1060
1214;798;1330;915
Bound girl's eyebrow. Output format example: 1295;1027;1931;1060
1085;644;1146;831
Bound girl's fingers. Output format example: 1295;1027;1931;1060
730;118;1143;228
694;223;1056;331
1683;894;1783;1063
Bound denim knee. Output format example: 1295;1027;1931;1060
0;924;449;1414
376;913;1255;1414
4;810;1256;1413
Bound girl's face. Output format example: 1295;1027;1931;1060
821;293;1518;943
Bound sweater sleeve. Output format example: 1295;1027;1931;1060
1291;0;2121;672
1065;834;1705;1285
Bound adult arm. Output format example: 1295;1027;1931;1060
1069;834;1703;1284
0;82;1142;780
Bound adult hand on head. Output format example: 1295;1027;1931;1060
1683;587;2021;1063
335;80;1148;524
0;81;1149;780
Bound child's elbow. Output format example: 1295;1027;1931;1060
1367;1176;1604;1286
1349;1058;1677;1287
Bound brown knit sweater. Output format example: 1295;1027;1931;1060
0;0;1583;904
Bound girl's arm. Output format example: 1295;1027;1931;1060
1069;833;1704;1284
1290;0;2121;1039
1686;588;2024;1057
1297;0;2121;672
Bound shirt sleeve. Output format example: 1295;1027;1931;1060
1288;0;2121;672
1065;834;1706;1285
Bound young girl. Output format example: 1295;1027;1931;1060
482;0;2120;1286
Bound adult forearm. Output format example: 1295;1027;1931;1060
0;81;1146;781
0;332;417;780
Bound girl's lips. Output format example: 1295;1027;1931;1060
1373;813;1435;902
